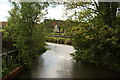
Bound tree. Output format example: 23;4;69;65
64;1;120;27
7;2;49;66
94;2;119;27
64;1;120;73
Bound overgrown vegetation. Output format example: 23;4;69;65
2;2;48;77
2;1;120;78
65;2;120;73
45;19;80;45
46;36;71;45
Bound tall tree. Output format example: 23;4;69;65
64;1;120;73
94;2;119;27
8;2;49;65
64;1;120;27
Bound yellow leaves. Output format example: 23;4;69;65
0;29;5;32
85;36;90;39
85;35;93;40
106;38;111;42
106;36;118;45
111;37;118;45
112;42;116;45
111;36;118;41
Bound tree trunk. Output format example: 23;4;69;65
98;2;118;28
110;2;118;27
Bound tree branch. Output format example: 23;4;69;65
92;0;103;16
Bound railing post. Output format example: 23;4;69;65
0;32;2;78
6;54;8;68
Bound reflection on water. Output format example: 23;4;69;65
16;42;120;78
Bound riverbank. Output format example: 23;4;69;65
46;37;72;45
13;43;120;78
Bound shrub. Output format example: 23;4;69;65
46;37;71;45
71;25;120;73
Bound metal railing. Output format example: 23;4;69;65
1;50;18;66
1;50;19;78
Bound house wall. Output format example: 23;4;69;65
0;22;8;29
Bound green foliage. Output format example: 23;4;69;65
65;2;120;73
2;25;10;40
71;24;120;72
2;2;49;78
46;36;71;45
7;2;48;66
2;54;19;77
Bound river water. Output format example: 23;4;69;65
16;42;120;78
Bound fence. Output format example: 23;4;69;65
1;50;19;78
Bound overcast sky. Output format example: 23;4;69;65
0;0;12;22
45;4;67;20
0;0;67;22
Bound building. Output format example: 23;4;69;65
44;19;80;33
0;22;8;29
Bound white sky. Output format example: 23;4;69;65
0;0;12;22
0;0;67;22
45;5;67;20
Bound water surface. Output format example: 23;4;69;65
16;42;120;78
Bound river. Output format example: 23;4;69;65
15;42;120;78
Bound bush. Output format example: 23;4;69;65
46;36;72;45
64;38;71;45
71;25;120;73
